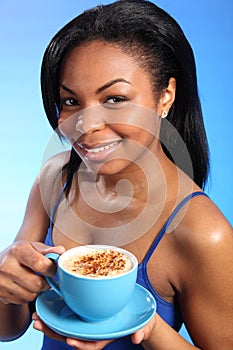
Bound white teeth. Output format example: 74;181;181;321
85;142;118;153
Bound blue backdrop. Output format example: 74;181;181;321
0;1;232;348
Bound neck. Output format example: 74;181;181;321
88;144;171;204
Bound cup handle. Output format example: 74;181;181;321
44;252;62;297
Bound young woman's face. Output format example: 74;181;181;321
58;41;165;175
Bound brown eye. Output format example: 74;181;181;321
61;98;79;106
105;96;128;104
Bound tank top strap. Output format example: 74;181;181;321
142;191;208;265
48;179;69;232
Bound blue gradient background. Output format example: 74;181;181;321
0;1;232;348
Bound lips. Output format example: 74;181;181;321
76;140;122;161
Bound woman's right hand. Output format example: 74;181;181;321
0;241;65;304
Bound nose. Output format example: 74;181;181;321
76;108;105;134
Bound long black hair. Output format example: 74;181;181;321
41;0;209;189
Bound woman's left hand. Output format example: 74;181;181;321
131;314;157;345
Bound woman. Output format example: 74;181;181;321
0;1;232;349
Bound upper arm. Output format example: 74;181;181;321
15;151;70;243
178;203;233;349
15;175;50;242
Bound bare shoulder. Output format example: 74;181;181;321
173;193;232;253
39;151;71;181
170;193;233;286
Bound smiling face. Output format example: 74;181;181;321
58;41;175;175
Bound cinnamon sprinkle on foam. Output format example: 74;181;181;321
65;249;132;277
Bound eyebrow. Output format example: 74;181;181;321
95;78;131;94
59;84;75;94
59;78;131;96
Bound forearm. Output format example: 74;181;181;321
0;301;31;341
142;315;201;350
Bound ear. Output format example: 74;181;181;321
158;77;176;116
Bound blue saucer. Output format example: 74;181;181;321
36;283;156;340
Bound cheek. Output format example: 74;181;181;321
110;122;159;145
107;104;160;140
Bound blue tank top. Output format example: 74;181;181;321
42;187;207;350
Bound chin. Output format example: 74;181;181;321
85;159;132;176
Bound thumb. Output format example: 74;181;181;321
132;331;145;344
31;242;66;256
30;242;66;276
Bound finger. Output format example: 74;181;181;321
0;279;38;304
0;294;29;305
66;338;112;350
33;318;66;343
0;261;45;303
131;330;145;344
131;314;157;344
13;272;49;293
0;255;49;294
12;241;60;276
3;269;52;304
32;312;40;321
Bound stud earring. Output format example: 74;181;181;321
161;110;168;118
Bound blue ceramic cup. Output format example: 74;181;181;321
45;245;138;322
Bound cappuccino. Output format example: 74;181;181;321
45;245;138;321
62;248;132;277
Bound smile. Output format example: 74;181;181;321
84;141;119;154
76;140;122;162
